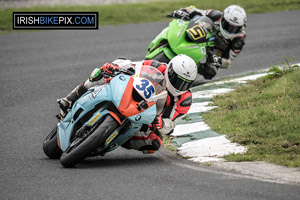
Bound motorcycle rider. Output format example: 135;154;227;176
168;5;247;79
57;54;198;153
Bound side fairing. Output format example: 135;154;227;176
58;75;130;151
58;85;111;151
128;105;156;125
109;74;130;107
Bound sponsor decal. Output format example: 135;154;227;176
179;96;192;107
88;113;101;126
177;19;185;26
119;75;126;81
201;47;206;55
135;114;142;121
106;131;118;145
92;89;102;98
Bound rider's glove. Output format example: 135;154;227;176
149;115;165;130
101;63;120;76
166;10;190;20
210;55;222;68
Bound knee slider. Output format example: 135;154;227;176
151;139;162;150
151;131;162;150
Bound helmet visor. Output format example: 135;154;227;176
168;64;193;92
221;18;242;34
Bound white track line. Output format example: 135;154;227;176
172;121;210;136
178;135;247;163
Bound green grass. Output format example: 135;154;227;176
1;0;300;33
163;135;176;152
202;65;300;167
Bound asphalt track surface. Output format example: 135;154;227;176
1;10;300;200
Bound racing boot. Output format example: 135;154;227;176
141;131;163;154
122;131;163;154
57;83;87;118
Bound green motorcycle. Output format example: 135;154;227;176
146;16;215;67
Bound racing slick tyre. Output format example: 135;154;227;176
43;126;63;159
60;115;119;168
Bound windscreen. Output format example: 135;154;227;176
138;65;166;95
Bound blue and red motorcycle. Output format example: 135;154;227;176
43;64;167;168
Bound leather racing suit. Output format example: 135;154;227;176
170;7;246;79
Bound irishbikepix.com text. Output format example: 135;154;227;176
13;12;98;29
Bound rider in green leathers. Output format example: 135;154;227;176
167;5;247;79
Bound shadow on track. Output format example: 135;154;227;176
42;154;163;169
74;155;163;169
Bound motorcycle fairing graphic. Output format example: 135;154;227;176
56;65;166;156
146;17;215;65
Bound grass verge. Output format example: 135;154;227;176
163;135;176;152
1;0;300;33
202;64;300;167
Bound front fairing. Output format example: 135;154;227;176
167;19;208;64
146;27;176;60
147;27;168;53
110;74;157;125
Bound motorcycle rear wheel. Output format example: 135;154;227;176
60;115;119;168
43;126;63;159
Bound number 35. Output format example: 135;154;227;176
136;79;155;99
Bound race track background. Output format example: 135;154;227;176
1;10;300;200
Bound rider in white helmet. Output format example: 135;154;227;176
168;5;247;79
165;54;198;97
122;55;197;153
57;55;198;153
220;5;247;39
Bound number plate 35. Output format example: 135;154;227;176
134;78;155;100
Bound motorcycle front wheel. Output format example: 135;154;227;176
60;114;119;168
43;126;63;159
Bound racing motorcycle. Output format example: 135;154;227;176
146;15;215;66
43;64;167;168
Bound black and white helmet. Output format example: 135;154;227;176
220;5;247;39
165;55;197;96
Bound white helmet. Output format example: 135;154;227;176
220;5;247;39
165;54;197;96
